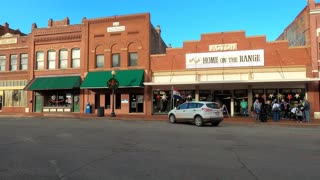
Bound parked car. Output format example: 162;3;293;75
168;101;224;127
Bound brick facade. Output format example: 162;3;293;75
0;5;320;118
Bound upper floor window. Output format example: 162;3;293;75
112;53;120;67
71;48;80;68
96;54;104;68
20;54;28;70
129;52;138;66
47;50;56;69
36;51;44;70
0;55;6;71
59;49;68;69
10;54;17;71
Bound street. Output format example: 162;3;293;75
0;117;319;180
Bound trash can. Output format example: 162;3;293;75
85;103;91;114
97;106;105;117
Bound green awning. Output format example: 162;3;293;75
80;69;144;89
25;76;81;91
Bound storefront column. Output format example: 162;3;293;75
231;91;234;117
195;85;199;101
248;85;253;113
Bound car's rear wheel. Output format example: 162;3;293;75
194;116;203;127
169;114;176;124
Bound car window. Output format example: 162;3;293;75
206;103;219;109
196;103;204;108
188;103;197;109
178;103;188;110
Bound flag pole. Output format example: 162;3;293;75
171;86;173;110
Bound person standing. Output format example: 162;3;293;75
259;100;268;122
304;99;311;123
240;99;248;117
253;99;261;121
272;100;280;122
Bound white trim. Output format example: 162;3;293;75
143;78;320;86
310;9;320;14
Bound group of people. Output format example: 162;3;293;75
240;98;311;123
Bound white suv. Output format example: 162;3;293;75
168;101;224;127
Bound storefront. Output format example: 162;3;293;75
0;80;28;113
80;69;145;114
24;76;81;113
147;82;309;117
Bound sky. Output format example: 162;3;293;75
0;0;312;48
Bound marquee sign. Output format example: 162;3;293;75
186;49;264;69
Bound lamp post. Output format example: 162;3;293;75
108;70;118;117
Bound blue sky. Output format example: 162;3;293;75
0;0;311;47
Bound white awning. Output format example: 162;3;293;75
143;78;320;86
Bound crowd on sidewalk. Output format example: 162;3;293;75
240;98;311;123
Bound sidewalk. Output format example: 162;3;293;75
0;112;320;126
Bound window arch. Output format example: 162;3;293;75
59;49;68;69
95;45;104;68
111;44;121;67
36;51;44;70
128;42;138;66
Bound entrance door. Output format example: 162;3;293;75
213;90;232;116
73;95;80;112
35;95;42;112
130;94;144;113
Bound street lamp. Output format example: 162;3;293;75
107;70;118;117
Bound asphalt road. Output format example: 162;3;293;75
0;117;319;180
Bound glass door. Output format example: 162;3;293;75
130;93;144;113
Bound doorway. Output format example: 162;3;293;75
130;93;144;113
213;90;232;116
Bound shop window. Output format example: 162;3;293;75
59;49;68;69
105;93;110;109
96;54;104;68
44;92;73;107
47;50;56;69
10;54;17;71
152;90;172;114
129;52;138;66
4;89;27;107
71;48;80;68
112;53;120;67
199;90;212;101
0;55;6;71
36;51;44;70
266;89;278;103
279;88;305;106
252;89;265;103
20;54;28;70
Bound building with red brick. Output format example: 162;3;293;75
0;1;320;119
147;0;320;118
0;13;166;116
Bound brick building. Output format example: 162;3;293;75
145;0;320;118
0;13;166;116
1;1;320;119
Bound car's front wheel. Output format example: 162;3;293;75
169;114;176;124
194;116;203;127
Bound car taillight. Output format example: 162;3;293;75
201;108;213;112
